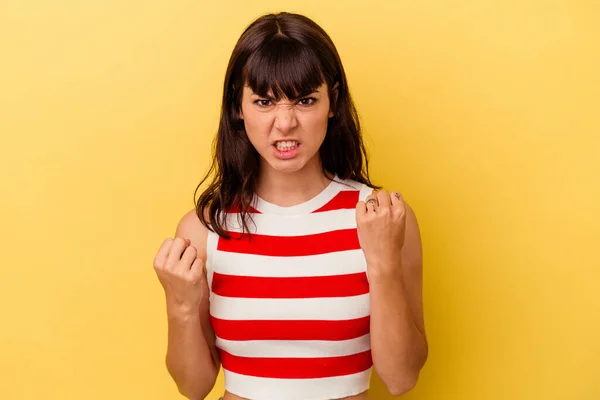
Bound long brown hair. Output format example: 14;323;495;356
195;12;378;238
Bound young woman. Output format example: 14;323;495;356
153;12;428;400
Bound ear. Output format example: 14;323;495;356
329;82;339;118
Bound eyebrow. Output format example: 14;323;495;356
251;89;321;100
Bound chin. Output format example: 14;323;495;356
265;158;309;174
271;162;307;174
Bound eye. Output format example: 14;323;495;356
297;97;317;106
254;99;273;107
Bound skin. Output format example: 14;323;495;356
240;83;336;206
153;82;427;400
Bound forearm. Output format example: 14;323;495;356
369;268;428;395
166;309;218;400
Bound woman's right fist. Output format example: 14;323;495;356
153;237;207;316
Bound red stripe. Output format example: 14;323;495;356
225;204;261;213
313;190;360;212
217;229;360;256
220;349;372;379
212;272;369;298
210;316;370;341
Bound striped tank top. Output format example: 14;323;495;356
206;177;373;400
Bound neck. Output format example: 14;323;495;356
256;158;333;207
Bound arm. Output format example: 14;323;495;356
369;202;428;395
356;190;428;396
164;210;220;399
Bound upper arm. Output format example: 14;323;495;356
401;203;427;341
174;209;221;367
175;209;208;262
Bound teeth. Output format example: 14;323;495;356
275;141;299;151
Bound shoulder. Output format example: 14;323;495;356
175;208;210;261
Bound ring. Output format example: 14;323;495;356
366;198;378;207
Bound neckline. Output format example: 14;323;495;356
252;176;341;215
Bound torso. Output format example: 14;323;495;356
204;177;374;400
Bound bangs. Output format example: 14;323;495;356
243;37;326;100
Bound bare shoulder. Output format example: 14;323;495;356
175;208;209;261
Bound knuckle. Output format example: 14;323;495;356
191;268;204;279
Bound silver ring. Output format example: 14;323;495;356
366;198;378;207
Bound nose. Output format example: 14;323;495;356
273;104;298;133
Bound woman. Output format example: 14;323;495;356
153;12;428;400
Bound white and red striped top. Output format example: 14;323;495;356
206;177;373;400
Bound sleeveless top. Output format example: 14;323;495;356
206;177;373;400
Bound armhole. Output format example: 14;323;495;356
205;229;218;302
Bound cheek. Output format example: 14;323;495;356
302;113;329;141
243;114;272;144
242;110;264;131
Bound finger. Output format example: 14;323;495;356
377;189;391;210
179;245;198;270
356;200;367;219
366;197;377;213
165;237;189;270
154;238;174;269
189;258;205;277
390;191;405;208
192;259;209;293
365;195;378;212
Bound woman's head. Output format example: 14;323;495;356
226;12;350;176
196;12;378;236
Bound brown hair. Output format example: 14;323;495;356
195;12;378;238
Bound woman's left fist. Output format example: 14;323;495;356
356;189;407;271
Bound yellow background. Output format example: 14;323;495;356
1;1;599;399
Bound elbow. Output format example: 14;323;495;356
380;349;428;396
177;385;210;400
169;373;210;400
166;361;215;400
173;374;214;400
385;372;420;397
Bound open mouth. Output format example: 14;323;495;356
274;140;300;152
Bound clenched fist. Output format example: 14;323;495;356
356;189;407;276
153;237;207;317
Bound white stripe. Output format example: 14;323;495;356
223;369;372;400
359;183;373;202
210;293;370;321
206;230;219;302
216;334;370;358
222;208;357;236
212;249;367;277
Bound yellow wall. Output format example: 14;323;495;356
1;1;598;399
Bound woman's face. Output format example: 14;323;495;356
239;83;334;174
